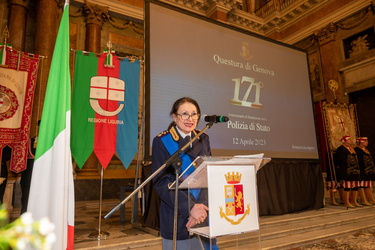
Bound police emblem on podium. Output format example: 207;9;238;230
221;172;250;225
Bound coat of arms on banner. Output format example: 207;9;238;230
219;171;250;225
0;85;19;121
322;102;357;151
89;76;125;117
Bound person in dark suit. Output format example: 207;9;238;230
355;137;375;205
0;146;11;204
334;136;361;208
20;137;37;213
20;120;40;213
152;97;217;249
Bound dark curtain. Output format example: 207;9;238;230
350;86;375;154
314;101;328;173
257;159;324;216
0;146;11;203
141;163;160;231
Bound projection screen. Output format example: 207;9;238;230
145;1;319;159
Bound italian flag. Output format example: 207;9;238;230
0;43;12;65
27;3;74;249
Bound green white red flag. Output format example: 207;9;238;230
71;52;140;169
27;3;74;249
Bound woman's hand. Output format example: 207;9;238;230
186;204;209;228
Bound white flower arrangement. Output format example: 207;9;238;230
0;206;55;249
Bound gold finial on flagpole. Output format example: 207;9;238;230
3;26;9;45
107;41;113;52
104;41;115;68
1;26;10;66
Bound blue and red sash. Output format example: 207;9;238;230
161;133;200;199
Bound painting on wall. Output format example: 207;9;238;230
308;51;325;98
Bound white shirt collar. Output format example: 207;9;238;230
175;126;191;139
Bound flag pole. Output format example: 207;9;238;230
131;109;145;224
26;3;75;248
89;166;110;239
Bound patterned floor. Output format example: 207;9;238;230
74;199;375;250
74;199;158;249
296;229;375;250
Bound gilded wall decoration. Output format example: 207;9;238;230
343;28;375;59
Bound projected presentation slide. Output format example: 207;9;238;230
146;1;319;159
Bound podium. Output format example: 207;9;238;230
171;155;271;248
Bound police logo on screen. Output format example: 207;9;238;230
240;42;253;61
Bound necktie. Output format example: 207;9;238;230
185;135;190;143
185;135;191;148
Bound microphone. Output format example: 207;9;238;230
201;114;229;123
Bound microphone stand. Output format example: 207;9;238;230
104;121;215;249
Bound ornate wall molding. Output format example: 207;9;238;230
108;20;143;35
71;0;143;35
314;23;336;46
281;0;372;44
339;56;375;92
81;1;110;27
294;3;374;50
337;6;372;30
72;0;143;20
72;0;373;46
228;0;328;36
205;0;235;18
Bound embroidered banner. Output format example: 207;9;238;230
322;102;357;151
0;45;40;172
71;51;140;169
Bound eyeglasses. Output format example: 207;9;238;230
177;112;200;120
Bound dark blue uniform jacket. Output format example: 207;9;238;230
152;125;211;240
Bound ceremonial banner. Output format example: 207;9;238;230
0;45;40;173
27;3;75;249
322;102;357;151
71;52;140;169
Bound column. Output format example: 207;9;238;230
82;1;109;53
7;0;29;51
32;0;59;133
316;23;348;103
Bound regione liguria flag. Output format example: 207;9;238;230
27;3;75;250
71;51;140;169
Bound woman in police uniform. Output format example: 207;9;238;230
152;97;217;250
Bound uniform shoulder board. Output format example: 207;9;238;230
169;126;179;141
157;130;169;137
157;126;180;141
193;129;205;139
